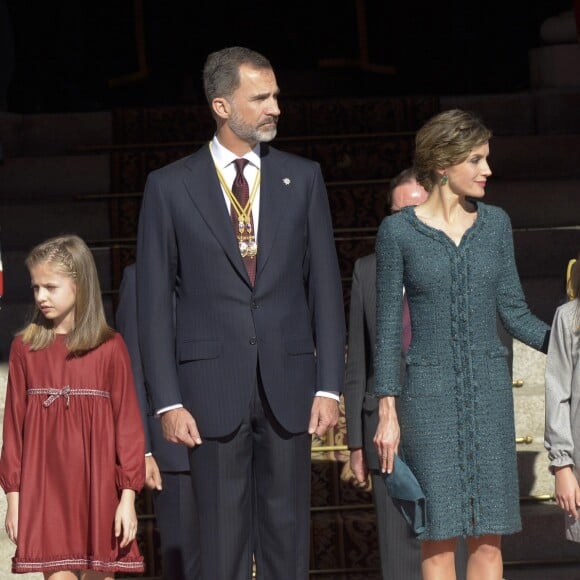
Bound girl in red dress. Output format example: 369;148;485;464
0;235;145;578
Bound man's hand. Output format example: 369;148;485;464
349;448;369;484
160;408;202;447
145;455;163;491
308;396;339;438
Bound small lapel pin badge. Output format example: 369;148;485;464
283;178;291;185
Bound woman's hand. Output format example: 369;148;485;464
115;489;138;548
373;396;400;474
5;492;19;545
554;465;580;519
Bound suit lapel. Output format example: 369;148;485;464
183;149;250;283
256;145;285;279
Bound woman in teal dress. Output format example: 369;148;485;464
373;109;550;580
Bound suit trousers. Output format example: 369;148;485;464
371;470;468;580
188;373;312;580
371;470;422;580
153;471;200;579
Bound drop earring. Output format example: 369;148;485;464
440;174;448;186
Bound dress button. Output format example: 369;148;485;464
249;337;257;345
251;300;258;309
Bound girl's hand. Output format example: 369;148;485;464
5;492;19;545
115;489;138;548
554;466;580;519
373;396;400;474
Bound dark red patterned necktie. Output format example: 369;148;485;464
231;158;256;286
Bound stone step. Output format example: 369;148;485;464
0;155;110;199
513;230;579;279
109;96;437;144
530;44;580;91
512;340;547;387
1;91;577;161
514;382;546;438
485;179;580;228
514;385;551;499
503;502;580;564
490;134;580;180
102;132;580;185
504;562;580;580
517;444;552;499
0;111;112;157
519;277;568;327
512;340;551;498
0;365;7;398
108;89;580;145
0;200;110;252
441;87;580;136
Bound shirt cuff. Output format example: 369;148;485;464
155;403;184;416
315;390;340;402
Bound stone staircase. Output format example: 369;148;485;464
0;86;579;578
440;90;580;326
0;114;114;578
512;340;551;501
502;341;579;576
0;111;114;361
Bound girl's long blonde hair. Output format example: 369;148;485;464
567;257;578;301
568;255;580;332
19;235;114;354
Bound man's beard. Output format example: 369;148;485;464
229;112;277;143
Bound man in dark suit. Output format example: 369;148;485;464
135;46;346;580
116;263;199;580
344;168;429;580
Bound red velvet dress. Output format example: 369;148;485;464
0;333;145;574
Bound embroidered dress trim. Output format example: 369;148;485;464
27;387;111;407
13;557;144;572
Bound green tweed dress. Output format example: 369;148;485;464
374;201;550;540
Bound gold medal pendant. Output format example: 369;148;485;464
238;231;257;259
208;144;261;262
247;239;258;258
238;221;257;259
